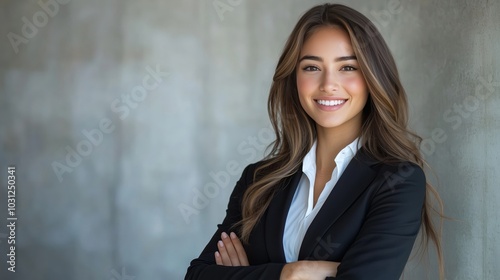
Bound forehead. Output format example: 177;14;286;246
300;26;353;56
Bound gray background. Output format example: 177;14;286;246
0;0;499;279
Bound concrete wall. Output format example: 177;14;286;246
0;0;498;279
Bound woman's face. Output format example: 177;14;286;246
296;25;368;132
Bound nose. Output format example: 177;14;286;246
319;70;339;93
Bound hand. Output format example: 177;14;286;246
215;232;249;266
280;260;340;280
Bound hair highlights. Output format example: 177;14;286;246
235;4;444;279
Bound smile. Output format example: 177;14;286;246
315;99;347;106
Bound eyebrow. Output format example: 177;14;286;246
298;55;357;63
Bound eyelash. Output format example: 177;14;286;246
302;65;357;71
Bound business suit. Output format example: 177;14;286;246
185;148;426;280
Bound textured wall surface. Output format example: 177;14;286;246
0;0;499;279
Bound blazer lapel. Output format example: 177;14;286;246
298;150;377;260
264;166;303;262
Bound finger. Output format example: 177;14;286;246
230;232;249;266
217;240;233;266
221;232;241;266
214;251;223;265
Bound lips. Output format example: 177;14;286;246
315;99;347;106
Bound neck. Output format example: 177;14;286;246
315;122;361;172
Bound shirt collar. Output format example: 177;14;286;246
338;137;361;161
302;137;361;175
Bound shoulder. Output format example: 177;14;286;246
376;161;426;183
232;160;267;193
369;161;426;206
235;158;294;194
239;158;277;184
355;149;426;190
239;161;261;183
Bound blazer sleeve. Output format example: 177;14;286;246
185;162;286;280
326;163;427;280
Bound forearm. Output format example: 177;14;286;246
186;261;285;280
279;261;339;280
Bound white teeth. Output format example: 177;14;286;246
316;99;346;106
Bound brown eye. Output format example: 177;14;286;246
341;65;357;71
303;66;320;71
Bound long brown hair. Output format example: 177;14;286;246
236;3;444;278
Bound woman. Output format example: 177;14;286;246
185;3;443;280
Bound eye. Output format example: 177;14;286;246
302;65;320;71
340;65;357;71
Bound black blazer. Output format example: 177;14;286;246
185;149;426;280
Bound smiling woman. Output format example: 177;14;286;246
296;26;368;138
185;3;444;280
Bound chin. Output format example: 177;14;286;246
314;120;346;129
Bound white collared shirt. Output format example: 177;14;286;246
282;137;361;262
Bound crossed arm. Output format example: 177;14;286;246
186;162;426;280
214;230;340;279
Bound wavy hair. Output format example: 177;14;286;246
235;3;444;278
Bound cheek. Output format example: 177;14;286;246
296;74;318;95
296;75;316;110
342;75;367;98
